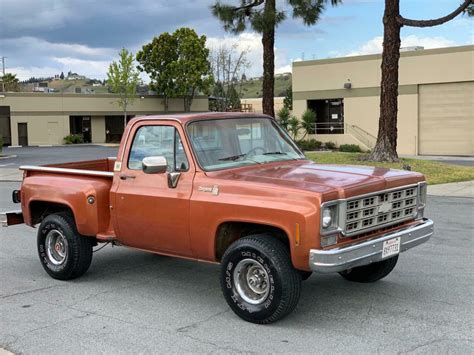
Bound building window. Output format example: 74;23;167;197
69;116;92;143
307;99;344;134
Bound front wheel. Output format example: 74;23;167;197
220;234;301;324
338;255;399;283
37;213;93;280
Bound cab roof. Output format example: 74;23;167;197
129;112;273;125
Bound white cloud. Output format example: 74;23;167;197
345;35;459;57
275;64;292;74
207;32;290;77
2;37;115;58
52;57;111;79
3;36;117;80
8;66;61;81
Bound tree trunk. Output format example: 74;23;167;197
184;97;191;112
261;0;275;118
164;96;169;113
123;102;128;131
369;0;401;162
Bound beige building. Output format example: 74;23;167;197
240;97;285;114
292;45;474;156
0;93;208;146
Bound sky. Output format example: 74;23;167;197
0;0;472;80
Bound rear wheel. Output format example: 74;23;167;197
220;234;301;324
37;213;93;280
338;255;399;283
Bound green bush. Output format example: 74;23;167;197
63;134;84;144
339;144;362;153
297;139;323;151
324;141;337;150
276;106;291;131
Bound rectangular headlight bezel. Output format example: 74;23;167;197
417;182;427;209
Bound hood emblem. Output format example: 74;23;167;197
378;201;392;214
198;185;219;195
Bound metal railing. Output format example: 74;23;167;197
344;124;377;150
310;122;345;134
309;122;376;150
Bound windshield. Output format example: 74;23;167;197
187;117;305;171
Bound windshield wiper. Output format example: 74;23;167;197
218;154;246;161
263;151;299;160
262;151;287;155
218;154;263;165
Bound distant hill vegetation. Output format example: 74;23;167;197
238;73;291;98
19;72;292;98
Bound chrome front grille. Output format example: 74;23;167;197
343;186;418;235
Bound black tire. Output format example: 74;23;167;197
220;234;302;324
300;271;312;281
338;255;399;283
37;213;93;280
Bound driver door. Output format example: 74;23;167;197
112;121;194;256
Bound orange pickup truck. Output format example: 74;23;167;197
1;113;434;324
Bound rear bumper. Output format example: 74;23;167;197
0;210;24;227
309;218;434;273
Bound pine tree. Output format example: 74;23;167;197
370;0;472;162
211;0;341;117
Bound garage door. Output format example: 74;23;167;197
419;82;474;156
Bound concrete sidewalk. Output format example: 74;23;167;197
427;180;474;198
0;169;22;182
400;155;474;167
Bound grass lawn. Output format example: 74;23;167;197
305;152;474;185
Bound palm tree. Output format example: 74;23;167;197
1;73;20;92
299;109;316;140
211;0;341;118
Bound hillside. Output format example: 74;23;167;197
238;73;292;98
44;79;109;93
20;73;292;98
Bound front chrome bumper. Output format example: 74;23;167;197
309;218;434;273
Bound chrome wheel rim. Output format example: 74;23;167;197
45;229;68;265
233;258;270;305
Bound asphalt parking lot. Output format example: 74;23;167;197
1;146;118;168
0;176;472;353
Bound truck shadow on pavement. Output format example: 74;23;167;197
69;245;420;327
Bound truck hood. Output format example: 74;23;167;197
210;160;424;200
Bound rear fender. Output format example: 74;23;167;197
22;175;111;236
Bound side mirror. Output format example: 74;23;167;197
142;156;167;174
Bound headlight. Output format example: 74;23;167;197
321;203;339;233
322;208;332;228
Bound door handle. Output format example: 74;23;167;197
119;174;136;180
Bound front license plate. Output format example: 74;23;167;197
382;237;400;259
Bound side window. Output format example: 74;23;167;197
128;125;189;171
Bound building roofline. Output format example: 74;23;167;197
0;92;208;99
293;45;474;67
